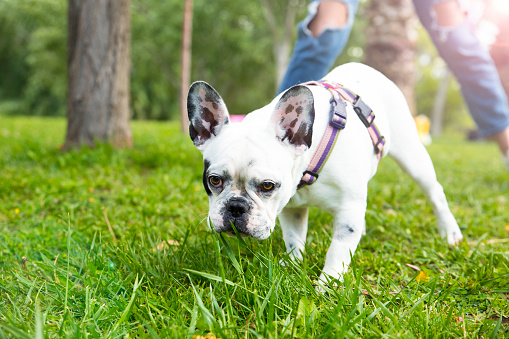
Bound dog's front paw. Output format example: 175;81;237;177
279;252;303;267
315;272;342;294
279;258;290;267
438;215;463;246
315;280;328;294
446;229;463;246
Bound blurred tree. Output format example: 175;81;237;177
180;0;193;133
363;0;418;115
130;0;183;120
131;0;283;119
0;0;66;116
190;0;278;115
65;0;132;149
430;69;451;136
259;0;307;87
0;2;28;103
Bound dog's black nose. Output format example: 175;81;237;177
227;198;249;218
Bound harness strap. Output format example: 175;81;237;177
297;80;385;189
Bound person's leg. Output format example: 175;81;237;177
490;29;509;167
308;1;348;37
413;0;509;165
487;128;509;170
277;0;359;94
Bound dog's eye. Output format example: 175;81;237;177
209;175;222;188
260;181;275;192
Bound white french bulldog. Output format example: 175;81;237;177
187;63;463;284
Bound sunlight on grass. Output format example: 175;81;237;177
0;116;508;337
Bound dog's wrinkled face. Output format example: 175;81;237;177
202;129;294;239
187;81;314;239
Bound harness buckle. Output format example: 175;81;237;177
301;170;319;186
374;135;385;154
329;97;347;130
353;97;375;127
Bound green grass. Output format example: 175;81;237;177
0;116;508;338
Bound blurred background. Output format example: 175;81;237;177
0;0;507;135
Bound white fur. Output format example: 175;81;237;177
194;63;463;286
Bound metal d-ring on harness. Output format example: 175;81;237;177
297;80;386;189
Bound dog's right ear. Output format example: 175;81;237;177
187;81;230;151
270;85;315;155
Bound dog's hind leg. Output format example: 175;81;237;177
279;207;309;262
388;132;463;245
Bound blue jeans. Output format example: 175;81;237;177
278;0;509;137
277;0;359;94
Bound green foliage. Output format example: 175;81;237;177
0;1;28;101
0;0;296;120
130;0;184;120
190;0;279;116
24;23;67;117
0;0;66;117
1;116;508;337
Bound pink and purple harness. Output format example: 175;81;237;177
298;80;386;189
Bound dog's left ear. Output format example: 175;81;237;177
271;85;315;155
187;81;230;151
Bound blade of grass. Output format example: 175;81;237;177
211;231;235;327
0;324;31;339
107;274;143;338
188;276;226;338
218;233;243;275
35;300;43;339
64;217;71;314
489;316;503;339
187;302;199;339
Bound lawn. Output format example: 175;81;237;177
0;116;508;338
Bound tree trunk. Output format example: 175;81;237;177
65;0;132;150
431;69;451;136
363;0;417;115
